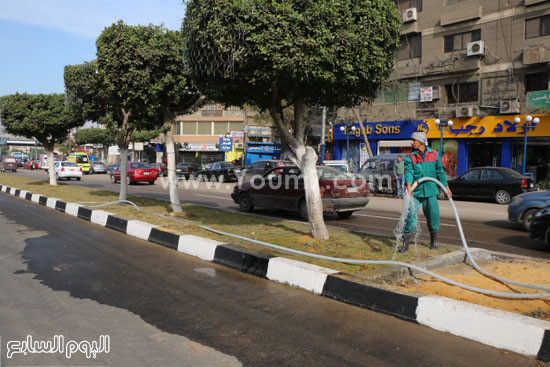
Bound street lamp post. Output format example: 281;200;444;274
435;118;454;158
514;115;540;176
339;124;356;163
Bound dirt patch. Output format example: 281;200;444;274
386;258;550;321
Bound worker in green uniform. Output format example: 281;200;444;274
399;131;452;253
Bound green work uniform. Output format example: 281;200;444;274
403;147;448;233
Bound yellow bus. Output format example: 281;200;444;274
68;152;91;174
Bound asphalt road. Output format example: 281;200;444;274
0;193;539;367
9;169;550;259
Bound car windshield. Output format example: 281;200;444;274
62;162;78;167
317;166;354;179
94;162;105;167
220;162;233;168
148;163;160;168
327;164;348;173
131;163;148;169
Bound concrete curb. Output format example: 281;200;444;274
1;184;549;362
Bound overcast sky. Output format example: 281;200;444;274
0;0;185;96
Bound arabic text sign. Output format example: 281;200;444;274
425;115;550;139
218;137;233;152
527;90;550;108
420;87;433;102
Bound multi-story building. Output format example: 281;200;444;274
331;0;550;181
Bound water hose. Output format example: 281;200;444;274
78;190;550;299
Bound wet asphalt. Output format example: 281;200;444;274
0;193;540;366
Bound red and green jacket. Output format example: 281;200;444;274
404;147;448;198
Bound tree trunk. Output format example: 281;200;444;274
297;145;329;240
353;107;373;158
45;145;57;186
118;146;129;201
165;126;182;213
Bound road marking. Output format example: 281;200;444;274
354;213;455;227
194;194;233;201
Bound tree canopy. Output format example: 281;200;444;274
74;128;114;147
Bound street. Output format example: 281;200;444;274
0;191;539;366
11;169;550;259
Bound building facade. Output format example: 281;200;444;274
331;0;550;181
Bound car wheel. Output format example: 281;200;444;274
149;181;155;185
76;177;81;181
238;193;254;212
299;199;308;220
495;190;511;205
521;209;538;231
110;175;117;183
337;211;353;219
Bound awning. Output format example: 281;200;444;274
378;140;411;148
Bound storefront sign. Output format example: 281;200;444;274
527;90;550;108
425;114;550;139
181;143;218;151
218;137;233;152
331;120;428;141
420;87;433;102
229;131;244;138
247;144;281;152
248;127;272;136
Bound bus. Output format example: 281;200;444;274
68;152;91;174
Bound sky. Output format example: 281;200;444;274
0;0;185;97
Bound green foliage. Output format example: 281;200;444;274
0;93;81;147
74;128;114;147
182;0;401;109
131;129;160;142
64;60;104;124
537;178;550;190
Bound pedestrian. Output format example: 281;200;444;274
393;155;405;198
399;131;452;253
324;149;330;161
264;161;272;173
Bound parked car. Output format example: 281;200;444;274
232;165;369;219
197;161;241;182
52;161;82;181
147;163;167;177
107;164;120;174
322;160;351;174
1;156;18;172
530;206;550;245
90;161;107;174
440;167;536;204
508;190;550;231
239;160;292;182
110;162;157;185
358;154;401;195
175;162;201;179
24;159;40;170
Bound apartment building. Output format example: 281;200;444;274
331;0;550;181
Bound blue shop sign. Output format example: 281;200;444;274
332;120;428;141
218;137;233;152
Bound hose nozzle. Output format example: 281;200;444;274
410;181;419;193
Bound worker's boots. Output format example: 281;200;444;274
398;233;411;253
430;232;438;250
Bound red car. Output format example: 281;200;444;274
110;162;157;185
24;159;40;170
231;165;369;219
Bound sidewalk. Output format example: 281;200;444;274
1;183;549;362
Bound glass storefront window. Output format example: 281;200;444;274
512;139;550;182
468;140;501;169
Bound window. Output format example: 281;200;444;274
393;0;422;12
481;170;503;180
525;72;549;93
446;82;479;103
176;122;181;135
374;84;409;104
213;122;228;135
229;122;243;132
397;33;422;60
182;122;197;134
444;30;481;53
446;0;466;4
461;170;481;181
197;122;211;135
525;15;550;39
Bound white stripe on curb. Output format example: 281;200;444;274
65;203;82;217
267;257;339;295
126;220;158;241
19;190;28;198
1;186;7;192
9;187;18;195
177;235;220;261
416;296;550;357
46;198;60;209
31;194;41;203
90;210;113;227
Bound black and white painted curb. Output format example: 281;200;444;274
1;184;549;362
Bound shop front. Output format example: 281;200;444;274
179;142;225;165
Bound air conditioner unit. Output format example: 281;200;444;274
402;8;417;23
235;142;244;149
467;41;485;57
500;99;520;114
432;86;442;100
455;105;475;118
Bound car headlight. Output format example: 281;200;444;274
510;196;523;205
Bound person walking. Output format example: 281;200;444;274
399;131;452;253
393;155;405;198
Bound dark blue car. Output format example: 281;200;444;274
508;190;550;231
530;206;550;245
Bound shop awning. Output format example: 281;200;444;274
378;140;411;148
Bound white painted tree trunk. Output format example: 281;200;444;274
296;145;329;240
118;147;129;201
46;148;57;186
165;128;182;213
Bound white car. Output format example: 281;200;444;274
52;161;82;181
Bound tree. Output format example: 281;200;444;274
0;93;82;185
74;128;114;161
183;0;401;239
